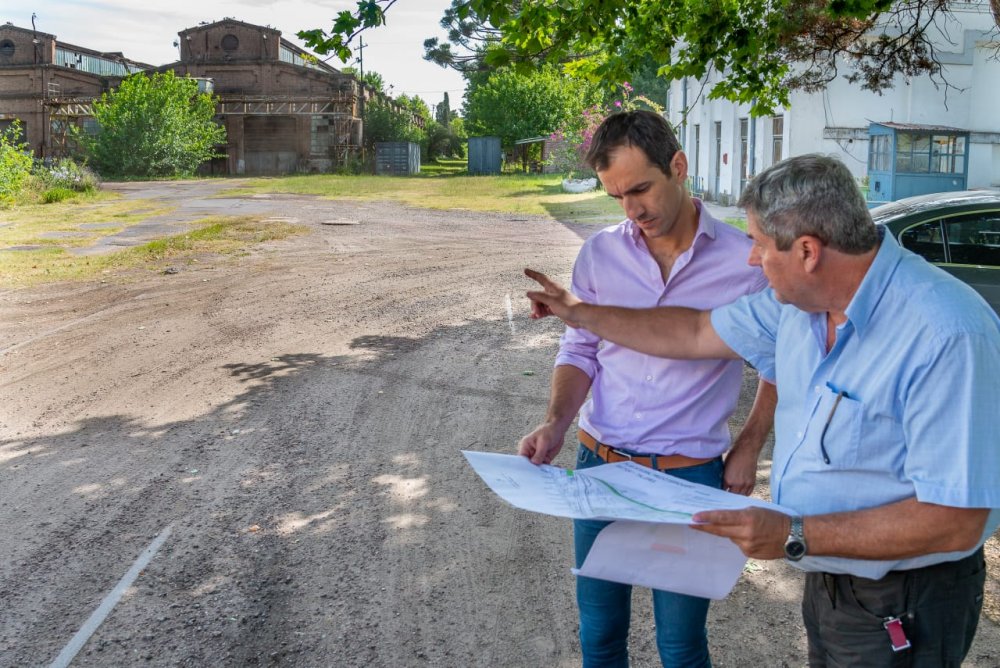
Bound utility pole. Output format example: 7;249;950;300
357;38;366;82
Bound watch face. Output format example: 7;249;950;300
785;540;806;561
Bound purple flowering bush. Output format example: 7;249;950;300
547;82;663;180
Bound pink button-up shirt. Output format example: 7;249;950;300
556;200;767;458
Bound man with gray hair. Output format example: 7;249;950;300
524;154;1000;666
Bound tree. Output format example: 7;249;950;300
422;0;505;80
362;96;425;153
300;0;1000;115
81;71;226;178
425;115;466;160
0;120;32;202
463;65;598;149
436;92;452;125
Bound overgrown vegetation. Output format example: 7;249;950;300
0;120;33;203
359;73;466;166
1;121;102;206
78;71;226;179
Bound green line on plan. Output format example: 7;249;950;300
592;478;692;518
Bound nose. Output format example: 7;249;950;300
747;246;761;267
622;195;644;222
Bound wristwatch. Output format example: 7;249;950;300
783;515;807;561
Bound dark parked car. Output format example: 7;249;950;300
873;190;1000;314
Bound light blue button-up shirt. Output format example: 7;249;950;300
711;228;1000;578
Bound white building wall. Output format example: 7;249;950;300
670;2;1000;198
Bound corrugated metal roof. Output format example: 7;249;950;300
874;121;968;133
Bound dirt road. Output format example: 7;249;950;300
1;182;997;667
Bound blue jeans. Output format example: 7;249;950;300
573;444;723;668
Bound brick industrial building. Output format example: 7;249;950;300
0;18;411;174
0;22;150;158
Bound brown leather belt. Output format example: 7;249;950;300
578;429;715;471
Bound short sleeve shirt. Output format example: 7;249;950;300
711;229;1000;578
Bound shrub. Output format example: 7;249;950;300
34;158;101;193
0;120;33;203
41;187;77;203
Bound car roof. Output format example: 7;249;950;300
872;190;1000;227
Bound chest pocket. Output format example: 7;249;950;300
811;389;864;469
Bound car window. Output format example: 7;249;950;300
945;213;1000;267
900;220;946;263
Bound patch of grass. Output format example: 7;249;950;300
0;216;305;288
418;158;467;177
222;172;626;221
41;187;78;204
0;194;172;250
724;216;747;232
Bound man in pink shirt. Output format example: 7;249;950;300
519;110;776;667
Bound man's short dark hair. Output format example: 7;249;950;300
585;110;681;177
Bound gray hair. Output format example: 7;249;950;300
738;154;879;253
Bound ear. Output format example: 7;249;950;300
797;236;824;273
670;151;689;182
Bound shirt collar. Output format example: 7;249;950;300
843;226;900;336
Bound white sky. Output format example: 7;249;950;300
6;0;467;107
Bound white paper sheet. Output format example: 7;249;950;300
462;450;793;598
573;522;748;599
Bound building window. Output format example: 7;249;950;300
714;121;722;196
739;117;749;193
869;134;891;172
693;124;701;193
772;116;783;164
893;133;965;174
0;40;15;58
931;134;965;174
221;34;239;51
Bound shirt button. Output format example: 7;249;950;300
796;431;804;439
635;413;643;419
814;385;822;394
646;375;653;381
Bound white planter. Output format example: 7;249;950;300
561;177;598;193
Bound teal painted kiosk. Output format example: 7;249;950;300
867;122;970;205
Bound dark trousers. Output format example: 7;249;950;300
803;548;985;667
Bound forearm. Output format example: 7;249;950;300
731;378;776;455
805;498;989;560
543;364;592;432
574;304;737;360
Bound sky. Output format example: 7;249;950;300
5;0;467;107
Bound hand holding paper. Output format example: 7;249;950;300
462;451;794;599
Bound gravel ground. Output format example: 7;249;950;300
1;182;997;667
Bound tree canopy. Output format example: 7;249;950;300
300;0;1000;115
81;71;225;178
463;65;599;148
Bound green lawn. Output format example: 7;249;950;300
222;169;624;222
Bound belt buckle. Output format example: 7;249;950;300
608;446;633;462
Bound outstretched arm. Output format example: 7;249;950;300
525;268;739;360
